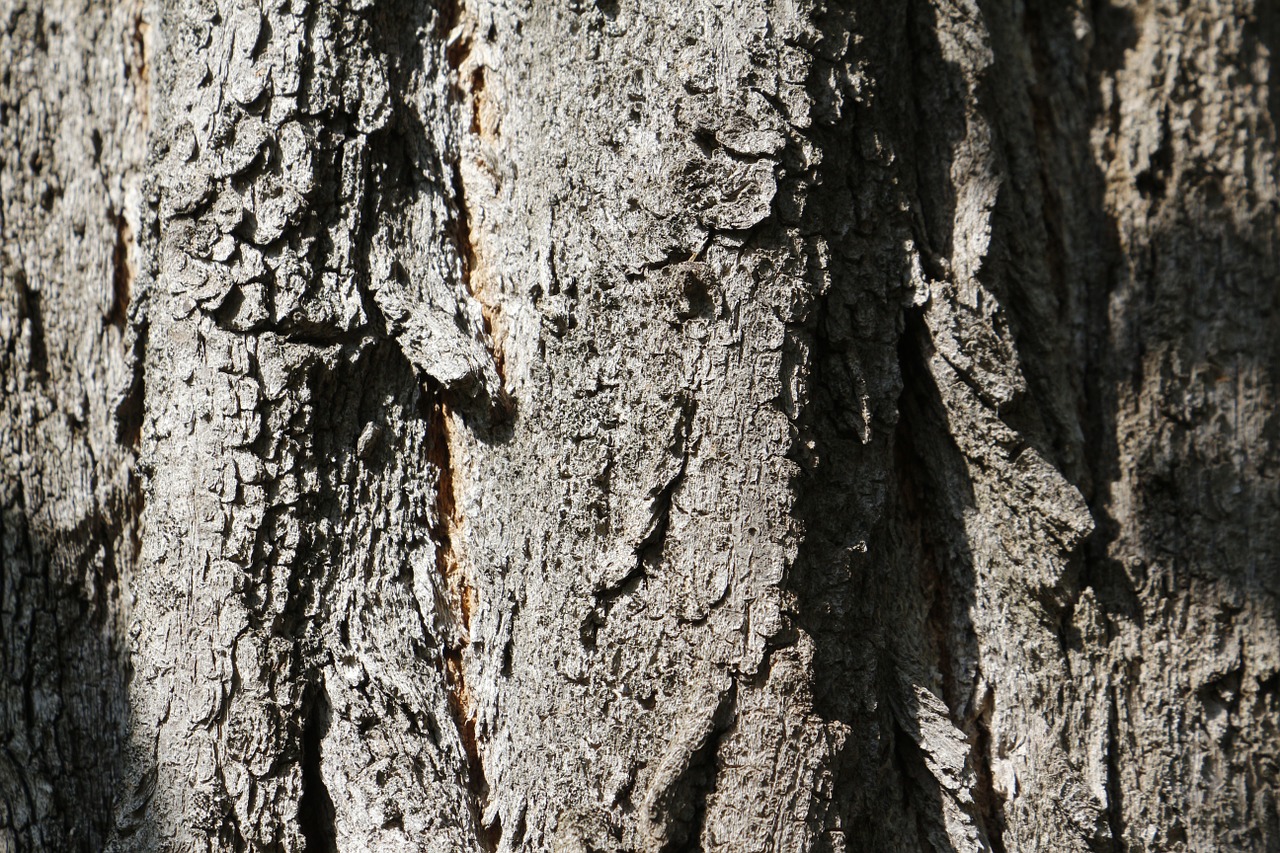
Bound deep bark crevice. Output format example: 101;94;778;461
1104;684;1126;852
634;396;694;575
891;713;959;853
109;211;132;329
13;270;48;383
114;319;147;448
442;3;513;425
890;306;1003;849
298;684;337;853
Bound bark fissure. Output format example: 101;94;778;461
664;700;734;853
14;271;48;384
891;304;1005;850
642;679;737;853
427;397;496;852
109;210;133;330
1104;685;1126;853
298;685;337;853
446;158;509;400
970;689;1006;853
443;2;510;420
635;402;694;573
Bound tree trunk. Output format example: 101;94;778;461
3;0;1279;851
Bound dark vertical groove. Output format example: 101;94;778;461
14;271;48;383
1105;685;1127;852
298;685;337;853
441;1;512;422
108;209;132;330
115;320;147;448
1075;1;1142;618
893;307;1003;849
667;684;736;853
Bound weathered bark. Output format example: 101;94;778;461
1;1;148;848
3;0;1279;851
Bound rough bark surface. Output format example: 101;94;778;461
1;1;149;849
3;1;1279;852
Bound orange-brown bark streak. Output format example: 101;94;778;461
427;397;497;849
445;5;507;389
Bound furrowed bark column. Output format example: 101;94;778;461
117;0;497;848
0;1;149;849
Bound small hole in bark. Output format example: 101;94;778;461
500;635;514;676
692;129;717;157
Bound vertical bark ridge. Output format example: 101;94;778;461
1;0;150;849
117;0;489;847
432;1;879;847
881;1;1280;850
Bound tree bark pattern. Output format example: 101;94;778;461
1;1;1278;852
1;1;149;849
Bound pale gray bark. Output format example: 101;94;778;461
3;1;1279;852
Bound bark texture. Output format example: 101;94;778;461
1;1;148;848
3;1;1279;852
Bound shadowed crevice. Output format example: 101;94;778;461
889;307;1005;851
12;270;48;384
646;682;737;853
298;683;337;853
108;210;133;330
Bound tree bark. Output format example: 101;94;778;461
3;1;1279;852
